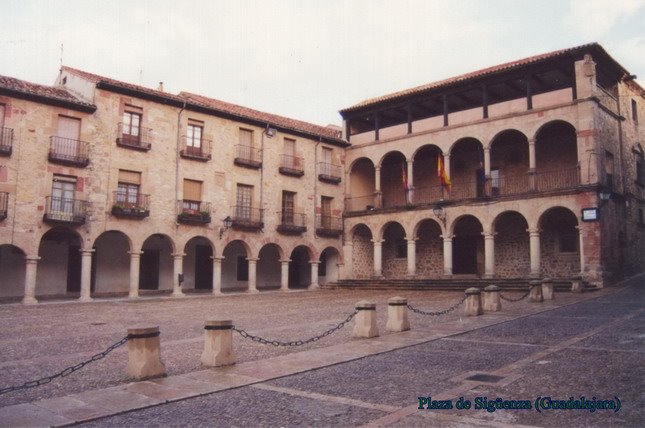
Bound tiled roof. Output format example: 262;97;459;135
340;42;622;113
0;74;95;109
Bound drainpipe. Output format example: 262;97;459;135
175;101;186;226
260;125;267;229
314;138;321;237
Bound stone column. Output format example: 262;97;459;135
577;226;586;275
483;147;491;177
201;320;235;367
406;237;417;278
386;297;410;332
483;285;501;312
212;256;224;295
309;261;320;289
342;242;353;279
483;231;495;279
353;300;379;338
172;253;185;297
247;258;259;293
372;239;383;278
529;280;543;302
126;326;166;380
442;235;453;276
407;159;414;203
23;256;40;305
280;259;290;291
79;249;95;302
541;277;554;300
128;251;142;298
374;167;382;208
528;228;541;277
528;139;537;190
464;288;483;316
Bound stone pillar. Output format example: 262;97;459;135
126;326;166;380
483;147;491;177
571;275;584;293
483;231;495;279
464;288;483;316
483;285;501;312
442;235;453;276
172;253;185;297
406;159;414;203
309;261;320;289
374;167;383;208
353;300;379;338
23;256;40;305
577;226;586;276
372;239;383;278
280;259;290;291
201;320;235;367
247;258;259;293
528;228;541;277
342;242;353;279
128;251;142;298
529;280;543;302
212;256;224;295
541;277;554;300
406;237;416;278
528;139;536;170
386;297;410;332
79;249;95;302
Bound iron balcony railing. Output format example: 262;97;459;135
44;196;88;225
111;191;150;218
279;154;304;176
231;205;264;229
315;214;343;237
116;123;152;151
345;194;379;212
0;127;13;156
318;162;342;183
48;136;90;167
276;211;307;233
0;191;8;220
234;145;262;168
180;136;212;161
177;200;212;224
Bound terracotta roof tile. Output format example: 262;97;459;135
0;74;94;108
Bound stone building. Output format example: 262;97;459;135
0;42;643;302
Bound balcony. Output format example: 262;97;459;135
276;211;307;234
318;162;342;184
231;206;264;230
180;136;212;161
48;136;90;167
43;196;88;225
234;145;262;169
111;192;150;219
0;192;8;221
0;127;13;156
116;123;152;151
315;214;343;237
177;201;212;224
279;154;304;177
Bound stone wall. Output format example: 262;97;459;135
352;230;373;278
494;214;530;278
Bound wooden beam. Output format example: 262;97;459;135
443;95;449;127
526;75;533;110
374;112;380;141
482;85;488;119
407;103;412;134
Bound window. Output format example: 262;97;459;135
117;170;141;207
51;175;76;218
236;184;253;219
54;116;81;157
183;179;202;211
321;196;332;228
123;108;142;138
605;151;614;189
239;128;253;147
632;99;638;123
281;191;295;224
322;147;332;164
186;122;203;154
283;137;299;169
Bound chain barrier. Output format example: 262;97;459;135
406;295;468;316
233;310;358;347
499;283;536;303
0;336;129;396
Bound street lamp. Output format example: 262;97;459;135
432;205;446;227
598;190;611;208
219;216;233;239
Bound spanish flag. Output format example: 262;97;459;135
437;155;451;192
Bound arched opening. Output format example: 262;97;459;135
222;240;249;292
489;130;529;196
140;234;174;292
539;207;580;277
382;222;407;278
352;224;373;278
183;236;213;292
535;121;579;190
0;244;26;300
319;247;340;285
412;145;442;204
38;227;83;297
347;158;376;212
92;231;130;296
289;245;311;289
452;215;484;276
380;151;408;208
258;243;282;290
450;138;484;199
415;219;443;278
493;211;530;278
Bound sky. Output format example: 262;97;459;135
1;0;644;127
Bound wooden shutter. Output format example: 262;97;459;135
118;170;141;185
183;179;202;201
322;147;332;163
239;129;253;147
284;138;295;155
57;116;81;140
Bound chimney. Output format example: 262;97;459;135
157;82;164;92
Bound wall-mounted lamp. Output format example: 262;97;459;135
432;205;446;227
598;190;612;208
219;216;233;239
265;125;276;138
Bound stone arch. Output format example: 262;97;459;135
92;230;131;296
379;151;408;209
448;138;485;199
451;215;484;276
0;244;26;299
140;233;175;292
221;239;251;292
319;246;341;285
493;211;530;278
538;206;580;278
412;144;443;204
534;120;579;190
257;243;283;290
289;245;312;289
488;129;530;196
351;223;374;279
183;235;215;291
414;219;443;278
381;222;407;279
37;226;83;298
348;157;377;212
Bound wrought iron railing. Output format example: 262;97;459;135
231;205;264;228
315;214;343;236
318;162;342;183
534;167;580;192
180;136;212;160
0;191;8;220
111;191;150;218
234;145;262;168
276;211;306;231
44;196;88;224
279;154;304;175
48;136;90;166
177;200;211;224
0;127;13;156
345;194;379;212
116;123;152;150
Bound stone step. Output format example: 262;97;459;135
322;279;598;292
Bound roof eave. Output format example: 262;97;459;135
0;87;96;113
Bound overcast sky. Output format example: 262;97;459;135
1;0;643;127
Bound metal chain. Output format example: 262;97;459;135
233;310;358;347
499;283;536;302
407;295;468;316
0;336;128;396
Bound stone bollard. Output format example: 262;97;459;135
126;326;166;380
201;320;235;367
571;276;584;293
529;280;543;302
483;285;501;312
353;300;379;338
464;288;483;316
541;278;554;300
386;296;410;332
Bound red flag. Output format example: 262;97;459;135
437;155;452;192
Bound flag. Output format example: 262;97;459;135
437;155;451;192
